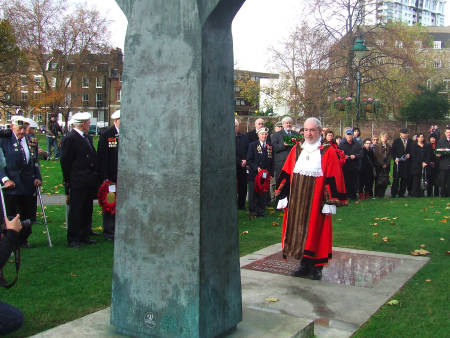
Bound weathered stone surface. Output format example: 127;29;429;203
111;1;245;337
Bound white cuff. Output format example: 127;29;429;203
322;204;336;214
277;197;288;209
2;177;9;184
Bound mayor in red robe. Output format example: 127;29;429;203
275;117;347;280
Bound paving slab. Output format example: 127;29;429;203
240;244;429;337
32;244;428;338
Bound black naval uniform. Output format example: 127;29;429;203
0;133;41;246
97;125;119;240
60;129;99;246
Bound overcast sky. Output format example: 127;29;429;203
88;0;450;73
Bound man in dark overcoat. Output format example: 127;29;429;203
271;116;298;181
436;126;450;196
391;128;413;197
0;116;41;248
247;127;273;217
97;110;120;240
339;129;362;200
235;119;248;210
60;112;99;248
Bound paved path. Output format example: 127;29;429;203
41;194;98;206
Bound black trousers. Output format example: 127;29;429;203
236;166;247;209
410;174;425;197
391;165;410;197
248;181;267;216
68;188;94;243
359;170;374;196
103;213;115;239
439;169;450;197
343;169;358;199
4;194;34;245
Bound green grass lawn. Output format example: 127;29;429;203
1;195;448;337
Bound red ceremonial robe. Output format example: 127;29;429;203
276;143;347;267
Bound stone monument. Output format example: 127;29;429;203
111;1;245;337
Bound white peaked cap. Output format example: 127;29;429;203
111;110;120;119
11;115;26;125
72;112;91;123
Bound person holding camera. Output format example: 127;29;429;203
0;116;42;248
0;214;24;335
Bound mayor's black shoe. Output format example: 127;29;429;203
291;262;311;277
309;266;323;280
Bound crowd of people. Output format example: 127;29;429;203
236;118;450;217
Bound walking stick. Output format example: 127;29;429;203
36;187;52;247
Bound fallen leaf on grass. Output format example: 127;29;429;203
354;201;360;204
387;299;399;306
425;279;432;283
410;249;430;256
420;244;426;248
272;222;280;227
372;223;379;226
440;219;447;223
337;218;342;221
240;231;249;236
404;204;408;207
375;217;380;220
446;251;450;255
382;236;389;242
380;217;390;221
390;221;396;225
70;272;77;277
372;233;379;237
435;211;441;214
264;297;279;302
392;217;399;220
444;216;449;219
440;238;445;241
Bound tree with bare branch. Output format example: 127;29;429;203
2;0;111;125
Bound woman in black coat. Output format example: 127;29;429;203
410;133;432;197
359;138;375;199
427;134;439;197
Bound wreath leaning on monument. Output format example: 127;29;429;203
254;169;271;193
97;180;116;214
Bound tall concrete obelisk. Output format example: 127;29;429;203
111;1;245;337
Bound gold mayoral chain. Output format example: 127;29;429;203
303;146;319;161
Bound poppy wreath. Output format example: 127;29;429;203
254;169;271;193
97;180;116;214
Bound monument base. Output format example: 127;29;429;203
31;307;314;338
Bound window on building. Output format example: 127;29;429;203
51;77;56;88
82;76;89;88
96;77;103;88
82;93;89;102
65;77;71;88
98;110;105;122
426;79;432;89
21;91;28;101
34;75;43;87
65;93;71;106
117;89;121;102
443;79;450;91
234;86;240;92
434;59;442;68
434;41;442;49
96;93;103;106
395;40;403;48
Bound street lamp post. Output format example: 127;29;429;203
352;39;368;122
